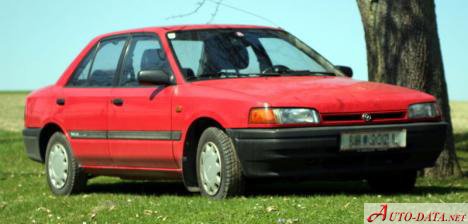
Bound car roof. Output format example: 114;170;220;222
95;24;281;40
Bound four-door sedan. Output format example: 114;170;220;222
23;24;447;199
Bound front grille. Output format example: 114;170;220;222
321;111;406;124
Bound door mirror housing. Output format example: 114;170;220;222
138;70;171;85
335;65;353;78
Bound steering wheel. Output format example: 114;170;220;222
261;65;291;74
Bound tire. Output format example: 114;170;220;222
45;132;87;195
367;170;417;193
196;127;244;199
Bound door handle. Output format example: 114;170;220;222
112;98;124;106
56;98;65;106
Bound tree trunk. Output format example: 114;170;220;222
357;0;462;177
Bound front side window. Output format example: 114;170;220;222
68;37;127;87
119;35;172;86
168;29;335;81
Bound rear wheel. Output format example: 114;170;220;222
367;170;417;192
196;127;244;199
45;132;87;195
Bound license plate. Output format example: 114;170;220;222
340;129;407;151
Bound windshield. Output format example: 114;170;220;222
167;29;337;81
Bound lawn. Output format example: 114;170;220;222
0;92;467;223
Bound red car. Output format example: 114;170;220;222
23;25;446;199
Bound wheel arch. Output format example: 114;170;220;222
182;117;224;192
39;123;65;162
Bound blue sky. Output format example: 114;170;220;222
0;0;467;100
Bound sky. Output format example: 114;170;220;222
0;0;467;100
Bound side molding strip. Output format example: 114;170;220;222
69;131;182;141
70;131;107;139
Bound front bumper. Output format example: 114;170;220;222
227;122;447;179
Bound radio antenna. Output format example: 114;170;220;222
206;0;279;27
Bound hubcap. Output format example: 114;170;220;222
48;143;69;189
200;141;222;195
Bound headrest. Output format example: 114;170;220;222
89;70;113;86
141;49;166;71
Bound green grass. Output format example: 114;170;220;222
0;92;467;223
452;101;468;174
0;91;27;132
451;101;468;135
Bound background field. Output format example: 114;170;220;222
0;92;467;223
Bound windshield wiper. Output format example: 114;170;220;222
256;73;282;77
283;70;336;76
187;70;334;81
187;72;249;81
201;72;244;78
254;70;335;77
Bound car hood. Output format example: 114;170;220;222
192;76;435;113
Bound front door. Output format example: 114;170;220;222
108;34;177;169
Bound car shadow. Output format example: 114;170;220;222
85;180;193;196
84;179;468;197
454;132;468;150
244;180;468;196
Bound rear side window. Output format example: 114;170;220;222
68;37;127;87
68;47;96;86
88;38;127;87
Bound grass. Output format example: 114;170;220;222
0;91;27;132
451;101;468;134
452;101;468;174
0;92;467;223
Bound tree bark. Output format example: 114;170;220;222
357;0;462;177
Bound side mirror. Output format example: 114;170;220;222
335;65;353;78
138;70;171;85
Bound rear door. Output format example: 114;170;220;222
108;34;177;169
60;36;128;166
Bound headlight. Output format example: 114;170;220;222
408;103;440;119
249;108;320;124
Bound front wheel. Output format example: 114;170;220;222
196;127;244;199
367;170;417;193
45;132;87;195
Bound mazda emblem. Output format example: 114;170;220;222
362;113;372;122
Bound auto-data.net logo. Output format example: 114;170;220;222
364;203;467;223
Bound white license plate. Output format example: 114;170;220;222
340;129;407;151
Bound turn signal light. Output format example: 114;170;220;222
249;108;321;124
249;108;277;124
